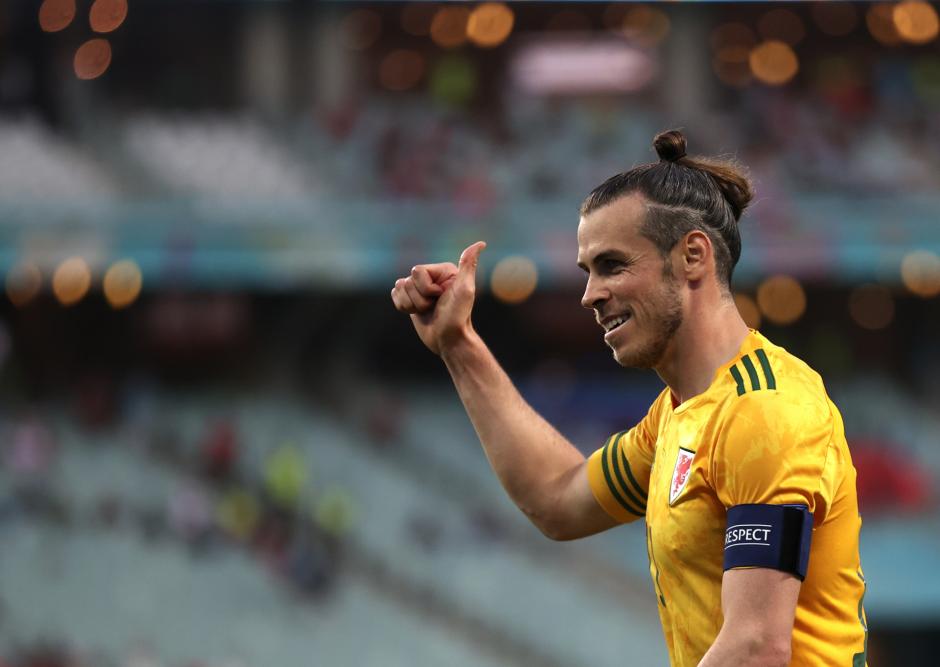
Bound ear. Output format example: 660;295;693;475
678;230;713;281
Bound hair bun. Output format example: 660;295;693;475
654;129;687;162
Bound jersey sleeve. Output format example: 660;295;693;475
586;392;663;523
711;391;834;524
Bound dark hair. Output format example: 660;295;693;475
579;129;753;286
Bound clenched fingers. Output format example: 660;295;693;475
391;278;418;313
411;265;446;298
402;277;435;313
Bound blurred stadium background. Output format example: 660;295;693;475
1;0;939;665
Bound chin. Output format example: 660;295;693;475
610;338;665;370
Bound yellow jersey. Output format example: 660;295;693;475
587;330;868;666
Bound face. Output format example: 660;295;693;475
577;195;684;369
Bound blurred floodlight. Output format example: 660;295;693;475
900;250;940;297
379;49;426;92
709;23;757;51
893;1;940;44
756;275;806;325
545;10;591;33
103;259;142;309
89;0;127;34
733;293;762;329
39;0;76;33
491;256;538;305
749;40;799;86
52;257;92;306
6;262;42;307
811;2;859;37
620;5;671;48
848;284;895;330
341;9;382;51
73;38;112;80
757;9;806;46
867;4;903;45
511;39;656;95
430;6;470;49
401;3;436;37
467;3;514;48
430;54;477;104
713;43;752;87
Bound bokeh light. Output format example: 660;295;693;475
713;45;752;87
378;49;425;92
401;3;436;37
893;1;940;44
430;6;470;49
867;4;903;46
756;275;806;325
749;40;799;86
430;54;477;105
74;38;112;80
491;256;538;304
52;257;92;306
848;284;895;330
811;2;859;37
6;262;42;307
467;3;514;48
733;293;762;329
621;5;671;48
103;259;143;309
340;9;382;51
757;9;806;46
89;0;127;34
900;250;940;298
38;0;76;33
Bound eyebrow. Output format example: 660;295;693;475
577;250;627;273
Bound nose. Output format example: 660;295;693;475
581;274;607;310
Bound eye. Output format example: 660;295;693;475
603;259;626;274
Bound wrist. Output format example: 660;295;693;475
440;327;483;368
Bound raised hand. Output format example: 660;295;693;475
391;241;486;355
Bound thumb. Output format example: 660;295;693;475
457;241;487;285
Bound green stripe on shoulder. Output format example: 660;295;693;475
730;349;778;396
741;354;761;391
754;348;776;390
611;436;647;510
601;435;644;517
729;364;746;396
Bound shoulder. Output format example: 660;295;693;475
713;336;838;454
719;335;832;417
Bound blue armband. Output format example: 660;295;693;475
723;504;812;580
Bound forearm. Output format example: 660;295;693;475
441;330;585;533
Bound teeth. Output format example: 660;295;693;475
605;314;630;332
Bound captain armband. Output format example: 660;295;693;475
723;504;813;580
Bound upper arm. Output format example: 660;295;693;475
576;395;662;532
720;568;801;659
541;459;620;540
543;396;662;541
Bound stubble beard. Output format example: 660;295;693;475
612;278;683;370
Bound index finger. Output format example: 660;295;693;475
412;263;457;291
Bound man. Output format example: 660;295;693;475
390;130;867;666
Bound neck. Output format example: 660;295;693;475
655;291;750;406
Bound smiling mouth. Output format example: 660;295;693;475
602;312;632;335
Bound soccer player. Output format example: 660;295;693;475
390;130;868;667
